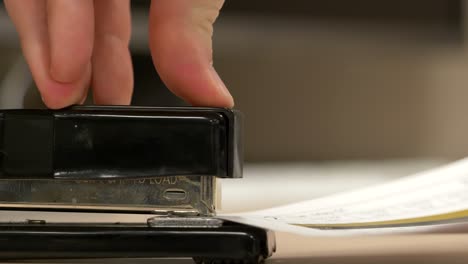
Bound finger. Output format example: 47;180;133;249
92;0;133;105
47;0;94;83
149;0;234;107
4;0;91;109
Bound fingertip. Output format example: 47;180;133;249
149;29;234;108
208;66;234;108
154;55;234;108
37;64;92;109
185;66;234;108
37;81;81;109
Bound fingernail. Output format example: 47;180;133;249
79;92;88;104
40;94;47;107
210;67;234;107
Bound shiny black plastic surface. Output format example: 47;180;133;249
0;221;275;263
0;106;242;179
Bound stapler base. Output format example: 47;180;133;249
0;219;275;263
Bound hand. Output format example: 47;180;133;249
4;0;234;109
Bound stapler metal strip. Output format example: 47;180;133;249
0;106;275;263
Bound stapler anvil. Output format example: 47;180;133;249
0;106;275;263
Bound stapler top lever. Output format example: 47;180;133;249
0;106;242;180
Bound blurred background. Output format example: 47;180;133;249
0;0;468;163
2;1;468;211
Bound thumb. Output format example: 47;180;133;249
149;0;233;107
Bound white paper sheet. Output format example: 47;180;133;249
220;157;468;236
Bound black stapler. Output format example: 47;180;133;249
0;106;275;263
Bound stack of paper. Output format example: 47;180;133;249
221;158;468;237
